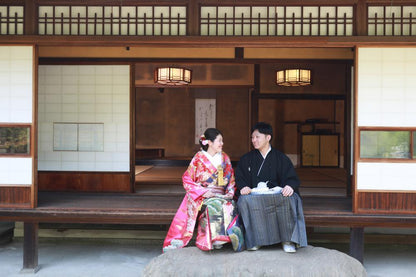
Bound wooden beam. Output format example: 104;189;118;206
38;46;236;59
3;35;416;49
21;222;40;274
349;227;364;263
244;48;354;60
255;94;346;100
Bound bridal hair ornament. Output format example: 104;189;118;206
200;135;209;145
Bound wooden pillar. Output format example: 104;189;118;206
24;0;38;35
355;0;368;36
187;0;200;35
349;227;364;263
21;222;40;273
345;63;352;197
251;64;260;129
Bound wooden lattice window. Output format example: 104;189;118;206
368;5;416;36
0;6;24;35
200;5;354;36
38;5;187;36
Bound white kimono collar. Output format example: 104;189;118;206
260;146;272;159
202;150;222;168
257;146;271;176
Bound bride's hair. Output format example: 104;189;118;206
199;128;222;151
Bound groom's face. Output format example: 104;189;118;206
251;130;270;151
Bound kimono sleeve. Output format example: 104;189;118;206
182;154;207;201
235;153;252;193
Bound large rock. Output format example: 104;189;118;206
143;245;366;277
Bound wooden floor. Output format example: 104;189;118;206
38;192;181;212
36;191;352;214
2;167;416;229
35;191;352;214
135;166;348;197
0;167;353;226
297;168;347;197
0;191;351;225
135;165;184;196
0;192;182;225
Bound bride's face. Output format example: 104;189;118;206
208;134;223;154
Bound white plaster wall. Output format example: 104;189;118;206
0;46;33;186
38;65;130;172
357;47;416;191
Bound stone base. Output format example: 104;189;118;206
20;266;41;274
143;245;367;277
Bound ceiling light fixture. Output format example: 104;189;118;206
276;69;311;86
154;66;192;86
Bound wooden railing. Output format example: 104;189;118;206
0;5;24;35
368;5;416;36
200;5;354;36
1;1;416;37
38;5;187;36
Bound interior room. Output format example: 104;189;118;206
134;58;352;198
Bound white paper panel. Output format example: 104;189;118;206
0;46;33;123
358;47;416;127
0;158;32;185
357;162;416;191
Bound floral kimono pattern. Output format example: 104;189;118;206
163;151;241;252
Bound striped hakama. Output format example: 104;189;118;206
237;193;308;249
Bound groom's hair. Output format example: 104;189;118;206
252;122;273;139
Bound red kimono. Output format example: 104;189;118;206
163;151;237;251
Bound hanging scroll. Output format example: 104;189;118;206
195;99;216;144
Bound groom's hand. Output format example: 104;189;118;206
240;186;252;195
281;185;294;197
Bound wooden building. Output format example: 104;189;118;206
0;0;416;272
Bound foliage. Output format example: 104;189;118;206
360;131;410;159
0;127;29;154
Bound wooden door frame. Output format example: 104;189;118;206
251;63;353;196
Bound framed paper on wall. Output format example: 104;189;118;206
78;123;104;152
53;123;78;151
53;123;104;152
